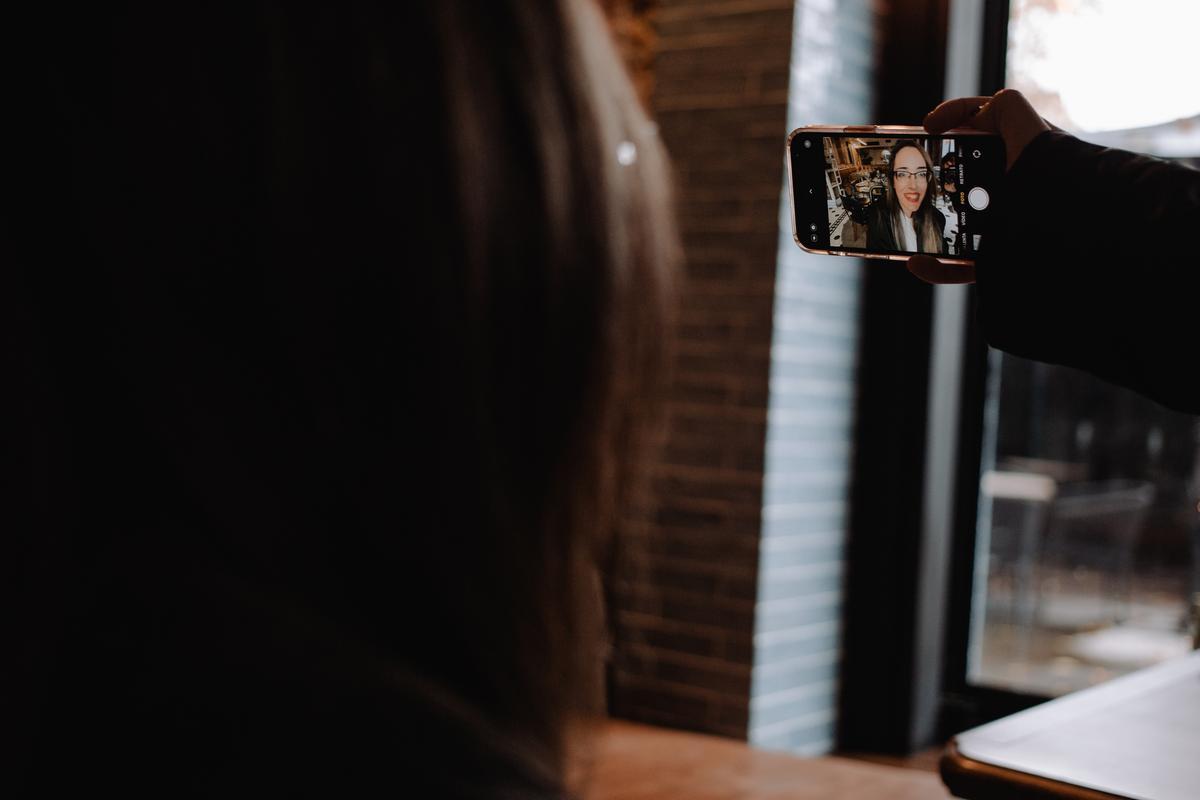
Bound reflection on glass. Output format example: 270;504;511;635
969;0;1200;698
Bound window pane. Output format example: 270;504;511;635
968;0;1200;697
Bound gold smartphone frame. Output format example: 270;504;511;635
786;124;997;267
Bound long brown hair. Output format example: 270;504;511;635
886;140;944;253
2;1;677;794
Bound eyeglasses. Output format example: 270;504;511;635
894;169;930;184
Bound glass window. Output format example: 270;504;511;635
968;0;1200;697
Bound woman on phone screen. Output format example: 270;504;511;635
866;140;948;255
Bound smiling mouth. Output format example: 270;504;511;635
903;192;920;204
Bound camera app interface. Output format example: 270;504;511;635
792;133;1002;259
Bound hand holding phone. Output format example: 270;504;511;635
907;89;1053;283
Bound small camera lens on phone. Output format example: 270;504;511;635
804;140;812;149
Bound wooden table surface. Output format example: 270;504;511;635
588;720;949;799
943;650;1200;800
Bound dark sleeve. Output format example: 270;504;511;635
936;208;950;255
976;130;1200;414
865;203;893;251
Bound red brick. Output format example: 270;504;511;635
610;0;792;741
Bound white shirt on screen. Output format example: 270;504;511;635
900;213;917;252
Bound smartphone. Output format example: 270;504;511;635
786;125;1004;265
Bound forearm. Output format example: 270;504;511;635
976;130;1200;413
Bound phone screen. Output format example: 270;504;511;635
788;130;1004;261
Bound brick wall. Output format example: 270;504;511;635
608;0;881;753
609;0;796;739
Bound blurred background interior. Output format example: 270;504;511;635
596;0;1200;766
